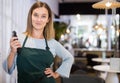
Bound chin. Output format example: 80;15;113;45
34;27;43;30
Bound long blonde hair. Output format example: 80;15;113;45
25;1;55;40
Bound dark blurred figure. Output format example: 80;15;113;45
79;37;84;48
97;35;101;48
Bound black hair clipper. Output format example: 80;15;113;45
12;31;18;40
12;31;17;37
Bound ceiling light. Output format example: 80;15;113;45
92;0;120;9
105;2;112;7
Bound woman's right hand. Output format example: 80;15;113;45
10;37;21;54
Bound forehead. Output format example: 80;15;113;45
32;7;48;15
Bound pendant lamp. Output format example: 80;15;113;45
92;0;120;9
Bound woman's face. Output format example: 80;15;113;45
32;7;49;31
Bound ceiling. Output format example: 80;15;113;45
59;0;101;3
59;0;120;3
59;0;120;15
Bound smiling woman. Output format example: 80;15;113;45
31;7;50;39
3;1;74;83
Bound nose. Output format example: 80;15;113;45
37;17;42;22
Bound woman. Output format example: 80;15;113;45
3;1;74;83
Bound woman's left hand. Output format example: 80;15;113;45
44;68;60;79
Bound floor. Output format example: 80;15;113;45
55;57;120;83
56;71;120;83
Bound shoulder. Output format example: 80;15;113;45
17;32;26;39
17;32;26;44
48;39;58;43
48;39;65;50
48;39;61;46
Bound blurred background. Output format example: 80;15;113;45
0;0;120;83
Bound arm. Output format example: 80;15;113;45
7;51;17;70
3;37;21;74
44;39;74;78
8;37;21;69
3;53;17;74
54;40;74;78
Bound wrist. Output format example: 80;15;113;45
54;72;60;78
10;50;16;56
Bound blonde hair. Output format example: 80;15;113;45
25;1;55;40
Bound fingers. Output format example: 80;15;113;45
47;74;53;78
44;68;60;79
11;41;21;48
44;68;54;78
10;37;18;42
44;68;52;75
10;37;21;53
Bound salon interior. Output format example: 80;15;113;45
0;0;120;83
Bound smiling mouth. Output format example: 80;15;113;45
35;23;41;25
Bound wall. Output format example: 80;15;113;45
40;0;59;15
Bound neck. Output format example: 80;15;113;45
32;29;44;39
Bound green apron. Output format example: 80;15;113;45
17;36;56;83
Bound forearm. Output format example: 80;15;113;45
55;53;74;78
7;51;16;70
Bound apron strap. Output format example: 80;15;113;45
43;30;50;50
44;38;50;50
22;35;28;47
17;35;28;55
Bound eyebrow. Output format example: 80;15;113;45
33;12;48;15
